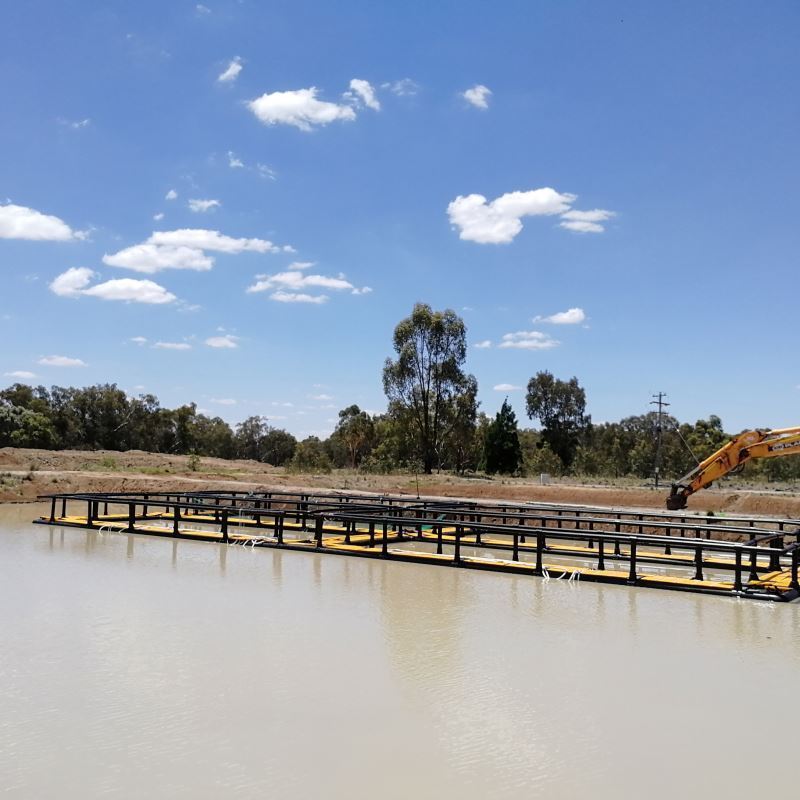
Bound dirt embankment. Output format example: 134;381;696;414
2;447;800;517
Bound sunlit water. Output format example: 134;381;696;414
1;504;799;799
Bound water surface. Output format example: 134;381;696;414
1;504;798;798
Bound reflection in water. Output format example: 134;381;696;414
1;511;800;799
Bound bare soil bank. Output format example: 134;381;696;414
2;447;800;517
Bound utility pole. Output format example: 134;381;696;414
650;392;670;489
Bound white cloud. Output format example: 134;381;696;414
462;84;492;109
165;189;178;200
49;267;95;297
287;261;315;270
256;163;277;180
49;268;176;304
248;87;357;131
103;229;287;275
59;117;91;130
196;4;210;14
38;355;87;367
498;330;560;350
103;243;213;273
247;270;368;295
218;56;242;83
130;336;147;345
4;370;36;380
153;212;165;221
205;334;238;349
347;79;381;110
382;78;419;96
228;151;244;168
210;397;236;405
270;291;328;304
0;203;83;242
188;198;220;213
534;307;586;325
474;340;492;349
310;393;333;401
559;208;616;234
447;188;576;244
493;383;522;391
149;229;281;254
153;341;191;350
82;278;176;304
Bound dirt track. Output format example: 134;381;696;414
2;447;800;518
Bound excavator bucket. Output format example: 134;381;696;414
666;486;687;511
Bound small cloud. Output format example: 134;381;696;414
49;267;95;297
153;212;165;221
533;307;586;325
498;330;559;351
269;290;328;304
346;78;381;111
559;209;615;234
288;261;315;270
447;188;576;244
381;78;419;96
58;117;91;130
0;202;84;242
196;3;211;14
188;198;220;213
247;87;357;131
474;340;492;349
493;383;522;391
153;341;191;350
205;334;238;349
49;268;176;304
256;163;277;180
218;56;243;83
38;355;87;367
310;393;333;401
129;336;148;345
462;84;492;109
228;151;244;168
165;189;178;201
4;370;36;380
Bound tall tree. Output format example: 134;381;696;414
334;405;374;468
382;303;475;473
525;371;589;469
484;398;522;474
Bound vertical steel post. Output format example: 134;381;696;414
382;521;388;557
315;516;323;548
628;541;638;583
693;546;703;581
734;548;743;592
221;510;229;543
535;532;544;575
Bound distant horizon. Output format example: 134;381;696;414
3;1;799;437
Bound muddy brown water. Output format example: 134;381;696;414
1;504;799;799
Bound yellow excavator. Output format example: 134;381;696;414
666;427;800;510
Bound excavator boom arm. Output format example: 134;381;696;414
666;427;800;510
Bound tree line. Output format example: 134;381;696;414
2;303;795;482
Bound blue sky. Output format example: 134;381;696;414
1;0;799;437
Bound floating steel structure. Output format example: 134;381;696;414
34;488;800;602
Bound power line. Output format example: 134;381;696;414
650;392;670;489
